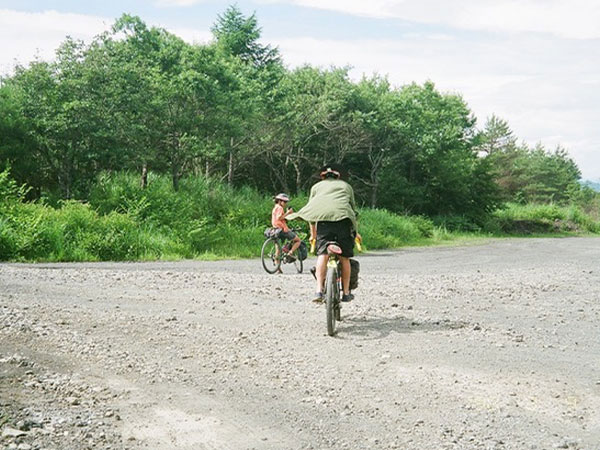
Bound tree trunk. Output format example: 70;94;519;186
205;160;210;178
368;145;383;208
370;181;378;208
172;161;180;191
171;132;181;191
140;163;148;189
227;140;234;186
291;156;302;193
264;154;290;194
59;165;72;199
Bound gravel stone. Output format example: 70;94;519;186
1;237;599;449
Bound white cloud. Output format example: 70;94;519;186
0;9;212;75
169;27;212;45
0;9;112;73
154;0;207;6
269;0;600;39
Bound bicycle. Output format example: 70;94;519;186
313;237;361;336
261;228;304;274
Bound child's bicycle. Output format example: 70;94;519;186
261;228;305;274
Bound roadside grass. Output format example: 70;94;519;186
1;170;598;262
485;202;600;235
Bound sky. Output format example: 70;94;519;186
1;0;599;180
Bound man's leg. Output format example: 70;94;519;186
316;253;328;294
340;256;351;295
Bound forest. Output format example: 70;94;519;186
0;6;598;261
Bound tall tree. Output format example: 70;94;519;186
346;76;397;207
211;5;281;69
261;66;360;193
8;38;108;198
210;5;282;186
0;82;37;195
478;115;582;204
376;82;498;219
474;115;516;156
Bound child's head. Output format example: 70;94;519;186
274;193;290;205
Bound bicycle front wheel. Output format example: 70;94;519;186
261;238;282;274
325;266;339;336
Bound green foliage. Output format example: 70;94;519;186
0;171;442;262
486;203;600;234
89;171;275;258
211;5;281;68
431;215;482;232
89;171;272;229
2;168;599;262
1;8;595;233
369;82;498;220
0;172;183;261
479;116;583;205
0;168;29;204
358;208;434;249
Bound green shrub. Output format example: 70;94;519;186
0;195;183;262
0;168;28;206
431;214;481;232
486;202;600;234
6;170;597;262
359;208;434;249
0;217;17;260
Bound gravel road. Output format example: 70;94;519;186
1;237;600;450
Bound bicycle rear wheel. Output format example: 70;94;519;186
261;238;281;274
292;248;303;273
325;266;339;336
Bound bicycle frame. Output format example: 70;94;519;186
326;251;342;280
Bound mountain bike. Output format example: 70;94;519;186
314;237;361;336
261;228;304;274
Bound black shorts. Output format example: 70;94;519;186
316;218;354;257
279;230;297;241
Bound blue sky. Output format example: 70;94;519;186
1;0;599;180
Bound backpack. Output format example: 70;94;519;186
298;241;308;261
263;227;281;239
349;258;360;290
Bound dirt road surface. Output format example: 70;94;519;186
2;237;600;450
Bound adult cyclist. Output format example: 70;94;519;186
288;164;361;303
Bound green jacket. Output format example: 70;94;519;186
288;179;358;230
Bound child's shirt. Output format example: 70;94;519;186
271;204;289;232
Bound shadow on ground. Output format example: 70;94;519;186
338;314;469;340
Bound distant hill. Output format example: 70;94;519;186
582;180;600;192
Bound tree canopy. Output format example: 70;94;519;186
0;7;588;225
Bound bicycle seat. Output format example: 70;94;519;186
326;243;343;255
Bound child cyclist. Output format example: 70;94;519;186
271;193;301;262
